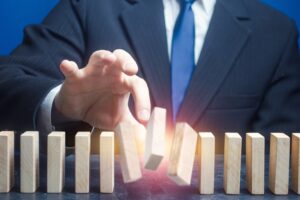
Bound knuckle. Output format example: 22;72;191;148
91;50;110;60
113;49;125;56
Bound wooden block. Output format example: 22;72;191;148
246;133;265;195
75;132;91;193
224;132;242;194
198;132;215;194
269;133;290;195
167;123;198;185
91;127;121;155
115;122;142;183
100;132;114;193
20;131;39;193
0;131;14;193
47;132;65;193
292;133;300;194
144;107;166;170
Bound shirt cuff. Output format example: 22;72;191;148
36;84;62;134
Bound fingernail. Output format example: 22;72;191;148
139;109;150;121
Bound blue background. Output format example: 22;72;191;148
0;0;299;55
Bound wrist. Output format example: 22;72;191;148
52;95;79;126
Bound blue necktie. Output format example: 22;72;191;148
171;0;195;120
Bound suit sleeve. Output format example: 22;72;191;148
252;20;300;137
0;0;87;131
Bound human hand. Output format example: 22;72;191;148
54;49;151;130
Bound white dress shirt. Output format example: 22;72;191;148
37;0;216;132
163;0;216;63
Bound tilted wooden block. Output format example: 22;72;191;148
20;131;39;193
269;133;290;195
144;107;166;170
115;122;142;183
0;131;14;193
246;133;265;195
292;133;300;194
224;132;242;194
167;123;198;185
100;132;114;193
198;132;215;194
75;132;91;193
47;132;65;193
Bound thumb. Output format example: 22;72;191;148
59;60;80;78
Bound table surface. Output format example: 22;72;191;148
0;154;299;200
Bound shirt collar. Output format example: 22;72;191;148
201;0;216;15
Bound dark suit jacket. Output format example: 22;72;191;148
0;0;300;152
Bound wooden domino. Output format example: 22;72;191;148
292;133;300;194
100;132;114;193
75;132;91;193
198;132;215;194
47;132;65;193
167;123;198;185
20;131;39;193
246;133;265;195
115;122;142;183
269;133;290;195
224;132;242;194
144;107;166;170
2;121;300;196
0;131;14;193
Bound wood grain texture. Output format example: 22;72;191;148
47;132;65;193
100;132;114;193
0;131;14;193
167;123;198;185
20;131;39;193
144;107;166;170
115;122;141;183
269;133;290;195
224;132;242;194
75;132;91;193
246;133;265;195
292;133;300;194
198;132;215;194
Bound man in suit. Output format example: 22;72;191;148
0;0;299;152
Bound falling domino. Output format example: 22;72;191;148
269;133;290;195
20;131;39;193
198;132;215;194
75;132;91;193
100;132;114;193
224;132;242;194
292;133;300;194
115;122;142;183
47;132;65;193
0;131;14;193
167;123;198;185
246;133;265;195
144;107;166;170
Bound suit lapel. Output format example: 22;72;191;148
177;0;251;126
120;0;172;120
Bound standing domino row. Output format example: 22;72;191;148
167;129;299;195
